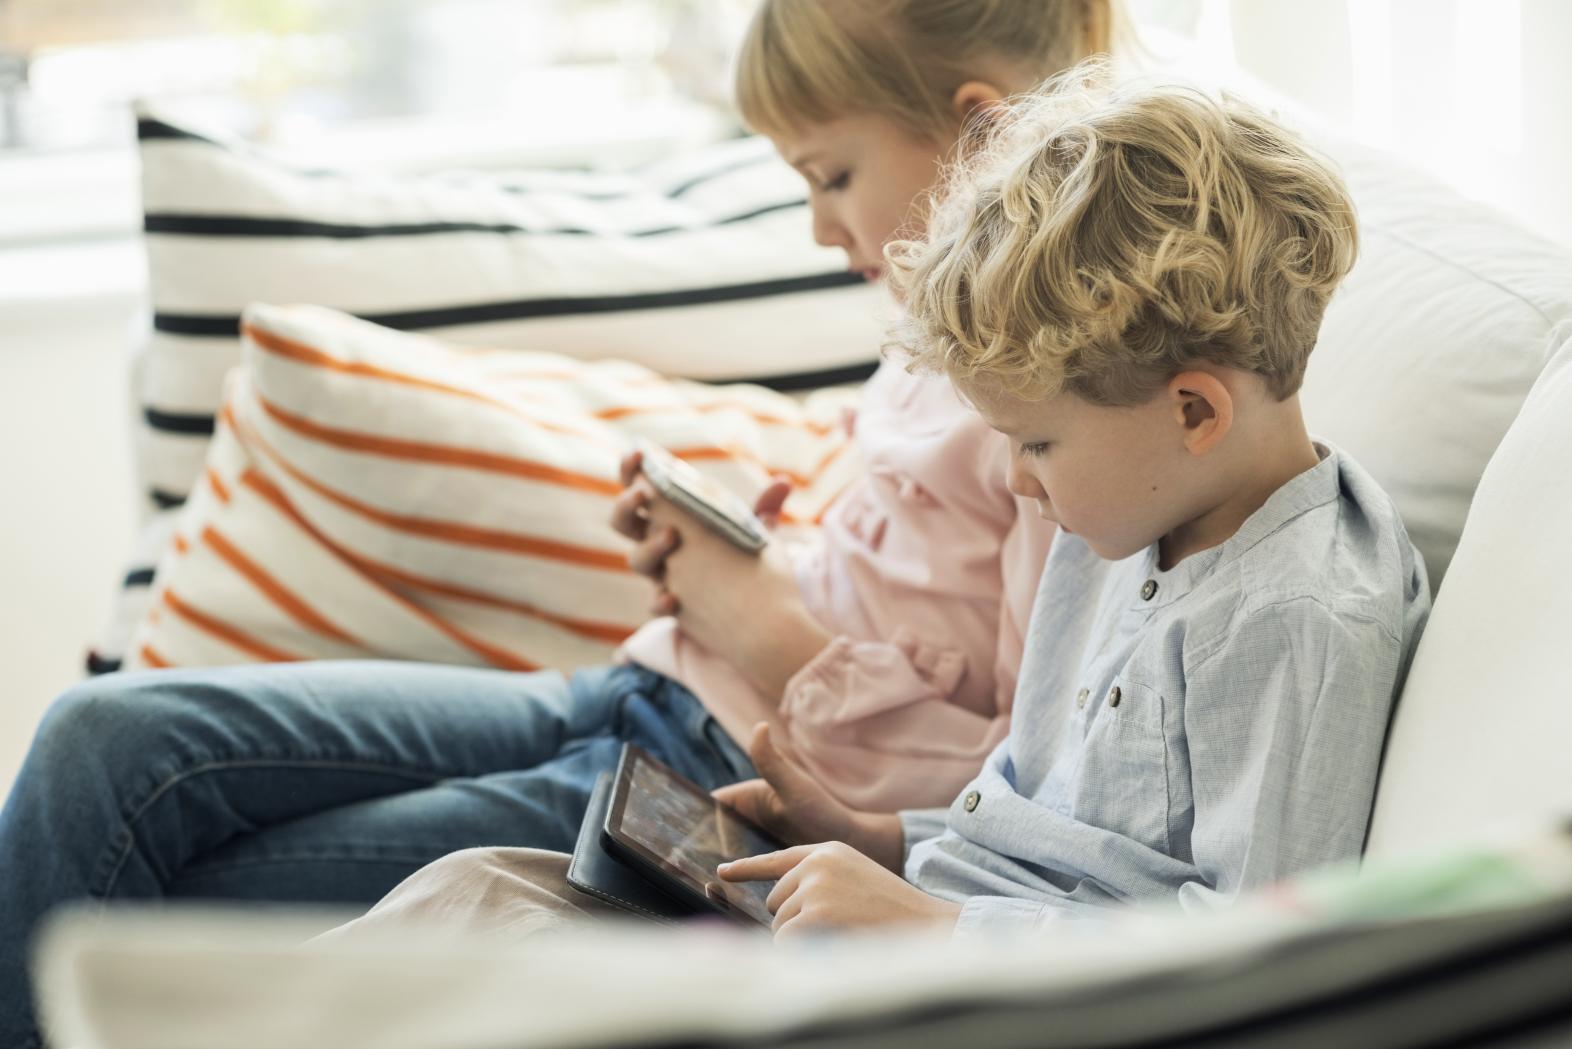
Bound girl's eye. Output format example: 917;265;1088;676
820;171;851;192
1019;441;1050;458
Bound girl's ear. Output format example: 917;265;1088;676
950;80;1008;128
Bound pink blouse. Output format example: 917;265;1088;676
619;361;1055;811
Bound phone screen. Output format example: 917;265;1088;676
604;745;781;927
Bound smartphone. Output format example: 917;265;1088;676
635;440;769;554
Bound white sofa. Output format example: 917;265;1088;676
26;121;1572;1047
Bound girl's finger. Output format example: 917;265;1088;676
627;527;680;578
609;484;650;540
650;588;679;616
619;449;643;488
751;478;792;527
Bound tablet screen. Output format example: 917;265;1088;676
605;746;783;927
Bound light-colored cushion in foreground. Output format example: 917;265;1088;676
33;822;1572;1049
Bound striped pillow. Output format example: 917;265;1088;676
95;110;886;672
125;303;859;673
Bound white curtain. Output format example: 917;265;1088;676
1142;0;1572;248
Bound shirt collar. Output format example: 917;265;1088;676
1129;442;1340;610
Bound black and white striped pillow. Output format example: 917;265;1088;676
93;109;886;673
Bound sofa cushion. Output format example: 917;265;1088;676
1300;137;1572;592
132;109;883;507
1366;321;1572;857
32;823;1572;1048
124;303;857;673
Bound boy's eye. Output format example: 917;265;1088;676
1019;441;1051;458
820;171;851;192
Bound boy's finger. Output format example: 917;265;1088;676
748;723;812;794
710;782;745;805
770;894;807;937
711;778;771;817
716;844;815;882
764;860;808;915
768;888;805;933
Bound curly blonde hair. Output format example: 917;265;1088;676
888;62;1359;405
734;0;1126;143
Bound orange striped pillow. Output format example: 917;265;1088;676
125;303;859;673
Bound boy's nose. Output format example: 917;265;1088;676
1005;458;1046;501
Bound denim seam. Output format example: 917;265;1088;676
94;758;452;899
175;849;457;877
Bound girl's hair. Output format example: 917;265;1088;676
734;0;1126;142
888;61;1360;405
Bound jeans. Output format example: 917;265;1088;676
0;660;754;1049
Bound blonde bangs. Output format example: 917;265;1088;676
733;1;873;138
733;1;1131;143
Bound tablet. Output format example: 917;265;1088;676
602;744;784;928
635;440;769;553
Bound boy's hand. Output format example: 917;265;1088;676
713;724;904;872
645;495;830;700
717;842;962;939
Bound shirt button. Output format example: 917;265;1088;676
963;790;981;813
1075;688;1089;709
1108;686;1123;708
1141;579;1158;601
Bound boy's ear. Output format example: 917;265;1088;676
951;81;1008;128
1168;371;1233;456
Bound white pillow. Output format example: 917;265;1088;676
1365;321;1572;858
90;110;886;672
126;303;858;673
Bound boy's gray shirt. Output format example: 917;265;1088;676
901;444;1431;934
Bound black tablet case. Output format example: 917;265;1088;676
566;772;703;925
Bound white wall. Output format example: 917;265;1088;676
0;244;142;801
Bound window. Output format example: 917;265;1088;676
0;0;754;156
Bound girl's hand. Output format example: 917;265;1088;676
717;842;962;939
609;450;679;616
609;451;795;620
713;724;904;871
646;492;830;700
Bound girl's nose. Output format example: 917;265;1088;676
810;203;851;252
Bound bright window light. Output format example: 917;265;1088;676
1455;0;1522;156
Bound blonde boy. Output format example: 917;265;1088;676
711;71;1432;934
